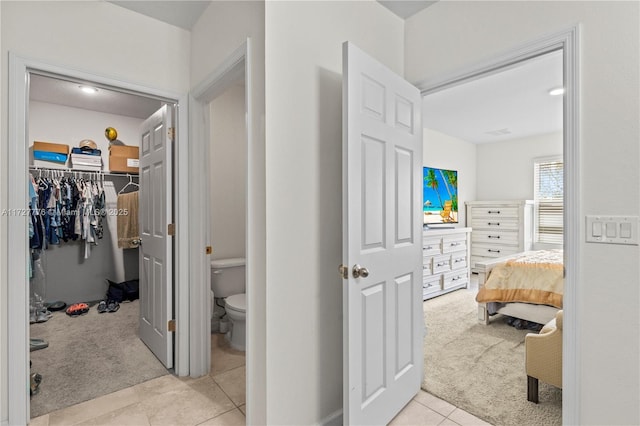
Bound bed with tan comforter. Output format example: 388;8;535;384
475;249;564;325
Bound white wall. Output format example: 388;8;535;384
190;2;266;423
265;1;403;423
423;128;477;227
209;84;246;260
29;101;143;171
406;2;639;424
476;131;562;200
0;2;190;423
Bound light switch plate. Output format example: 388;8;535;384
586;215;639;245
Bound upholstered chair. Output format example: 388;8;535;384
525;310;563;403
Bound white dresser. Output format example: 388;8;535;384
465;200;534;272
422;227;472;300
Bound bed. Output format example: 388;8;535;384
475;249;563;325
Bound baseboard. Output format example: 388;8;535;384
318;408;342;426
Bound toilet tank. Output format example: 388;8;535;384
211;258;246;298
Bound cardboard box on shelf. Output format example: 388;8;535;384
33;141;69;155
109;145;139;173
32;141;70;164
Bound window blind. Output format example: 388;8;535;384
534;159;563;244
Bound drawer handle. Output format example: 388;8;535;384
450;242;460;246
487;222;500;226
423;246;433;250
487;235;501;239
451;276;460;281
488;249;501;253
436;262;446;267
487;210;501;214
454;259;463;263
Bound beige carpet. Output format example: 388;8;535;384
29;299;169;418
422;289;562;426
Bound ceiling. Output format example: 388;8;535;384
423;50;563;143
106;1;437;30
108;1;212;30
29;74;162;119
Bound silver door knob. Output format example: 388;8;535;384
352;264;369;278
131;238;142;246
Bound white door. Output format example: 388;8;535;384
139;105;174;368
342;42;423;425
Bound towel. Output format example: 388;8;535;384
117;191;139;249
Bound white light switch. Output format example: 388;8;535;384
620;222;632;239
592;221;602;237
586;216;639;245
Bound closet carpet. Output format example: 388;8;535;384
29;299;169;418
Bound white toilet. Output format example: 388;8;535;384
211;258;246;351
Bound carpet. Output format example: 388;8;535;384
422;289;562;426
29;299;169;418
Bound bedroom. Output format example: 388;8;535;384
420;49;564;424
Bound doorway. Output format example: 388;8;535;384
7;53;190;425
27;72;174;418
416;24;579;425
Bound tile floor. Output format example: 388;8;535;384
31;316;489;426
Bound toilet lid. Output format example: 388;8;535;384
226;293;246;312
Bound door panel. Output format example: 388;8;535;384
139;104;174;368
343;42;423;425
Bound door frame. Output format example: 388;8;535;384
6;53;189;425
188;39;261;422
415;25;580;425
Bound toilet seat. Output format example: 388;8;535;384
225;293;246;313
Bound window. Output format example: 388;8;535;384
534;157;563;245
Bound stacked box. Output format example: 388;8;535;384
109;145;139;173
33;141;69;164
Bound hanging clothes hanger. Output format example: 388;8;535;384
118;174;139;195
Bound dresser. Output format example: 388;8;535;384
465;200;534;272
422;227;472;300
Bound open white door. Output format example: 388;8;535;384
139;105;174;368
342;42;423;425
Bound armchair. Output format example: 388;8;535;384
525;310;563;403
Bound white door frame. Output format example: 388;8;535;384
415;25;580;425
188;39;259;420
6;53;190;425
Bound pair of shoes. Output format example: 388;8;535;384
97;300;120;313
30;373;42;397
65;303;89;316
30;338;49;352
35;310;52;323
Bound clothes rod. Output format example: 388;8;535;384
28;166;138;178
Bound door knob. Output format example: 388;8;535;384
352;264;369;278
131;238;142;246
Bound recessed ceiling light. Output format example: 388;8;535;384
548;87;565;96
80;85;98;94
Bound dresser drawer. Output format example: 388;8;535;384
423;274;442;297
470;206;519;218
432;254;450;274
471;230;519;245
471;244;519;258
442;233;467;253
450;251;468;271
422;237;442;257
443;270;468;290
471;217;519;231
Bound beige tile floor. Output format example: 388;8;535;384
31;322;489;426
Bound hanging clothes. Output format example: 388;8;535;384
28;172;106;258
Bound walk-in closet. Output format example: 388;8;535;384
27;74;169;418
